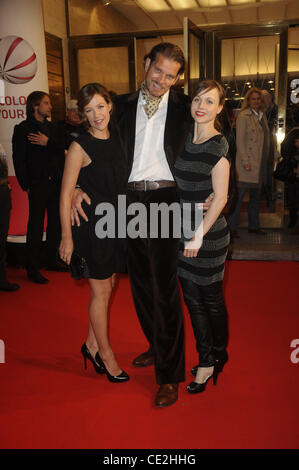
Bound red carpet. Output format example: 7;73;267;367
0;261;298;449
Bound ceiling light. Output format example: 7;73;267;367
100;0;111;6
137;0;170;11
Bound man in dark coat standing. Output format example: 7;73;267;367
73;43;192;407
12;91;65;284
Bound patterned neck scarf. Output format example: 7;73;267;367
140;81;162;119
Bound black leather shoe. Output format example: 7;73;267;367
187;374;213;394
0;281;20;292
27;271;49;284
132;350;154;367
191;352;228;377
95;352;129;383
81;343;105;374
155;384;178;407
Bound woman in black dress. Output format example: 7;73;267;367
174;80;230;394
59;83;129;383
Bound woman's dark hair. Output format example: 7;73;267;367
191;80;226;131
77;83;112;128
26;91;49;118
144;42;185;76
191;80;225;106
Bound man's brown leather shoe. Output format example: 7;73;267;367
132;351;154;367
155;384;178;408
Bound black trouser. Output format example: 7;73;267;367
0;184;12;283
126;187;185;385
179;277;228;367
26;179;61;272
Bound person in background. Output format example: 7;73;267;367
261;90;278;135
175;80;230;394
0;143;20;292
55;99;86;151
227;87;271;237
12;91;66;284
280;127;299;230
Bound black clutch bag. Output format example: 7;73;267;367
68;253;86;280
56;251;86;280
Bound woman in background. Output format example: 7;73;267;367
228;87;271;237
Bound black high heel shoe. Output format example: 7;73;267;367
81;343;105;374
191;352;228;377
95;352;130;383
187;372;214;394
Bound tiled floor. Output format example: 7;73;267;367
228;226;299;261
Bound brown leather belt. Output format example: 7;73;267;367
127;180;176;191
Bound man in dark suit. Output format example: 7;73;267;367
12;91;65;284
73;43;191;407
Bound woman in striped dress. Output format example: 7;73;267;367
174;80;230;394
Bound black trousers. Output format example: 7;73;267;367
126;187;185;384
26;179;61;272
0;184;12;282
179;277;228;367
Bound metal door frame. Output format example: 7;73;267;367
204;22;289;142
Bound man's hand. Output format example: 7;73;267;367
28;132;48;146
71;188;91;226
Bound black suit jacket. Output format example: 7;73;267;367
12;117;65;191
113;89;192;180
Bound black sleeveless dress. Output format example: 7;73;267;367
72;130;127;279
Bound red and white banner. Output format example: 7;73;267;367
0;0;48;235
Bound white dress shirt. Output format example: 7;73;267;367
128;90;174;182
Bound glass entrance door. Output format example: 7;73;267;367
209;25;288;229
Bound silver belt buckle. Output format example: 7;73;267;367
152;181;159;189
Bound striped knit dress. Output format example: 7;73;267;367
174;133;230;286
